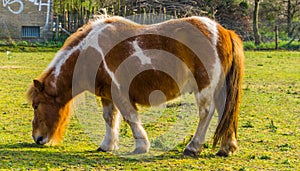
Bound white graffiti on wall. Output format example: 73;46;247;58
2;0;51;28
2;0;23;14
2;0;50;15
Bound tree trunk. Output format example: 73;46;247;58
287;0;293;37
275;25;278;50
253;0;261;46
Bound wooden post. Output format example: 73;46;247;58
253;0;261;46
124;5;127;17
55;16;59;40
275;25;278;50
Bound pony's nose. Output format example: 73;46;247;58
35;136;44;145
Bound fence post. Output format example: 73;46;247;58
55;16;59;40
275;25;278;50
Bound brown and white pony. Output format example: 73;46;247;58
26;16;244;157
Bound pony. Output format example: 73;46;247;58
26;16;244;157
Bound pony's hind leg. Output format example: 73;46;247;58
215;87;238;157
98;99;121;152
183;90;215;156
216;130;238;157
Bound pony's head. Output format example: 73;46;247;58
26;79;71;145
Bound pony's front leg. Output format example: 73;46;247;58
124;112;150;154
183;92;215;156
112;91;150;154
97;99;121;152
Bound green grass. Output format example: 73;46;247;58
0;51;299;170
0;40;299;52
244;41;300;50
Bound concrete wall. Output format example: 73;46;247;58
0;0;52;41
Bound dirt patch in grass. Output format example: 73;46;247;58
0;66;24;69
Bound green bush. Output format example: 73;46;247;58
244;40;300;50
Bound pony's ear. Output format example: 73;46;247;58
33;79;44;92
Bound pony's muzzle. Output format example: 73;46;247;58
33;135;46;145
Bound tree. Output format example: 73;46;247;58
214;0;250;39
253;0;261;45
286;0;300;38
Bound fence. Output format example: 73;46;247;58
54;9;181;40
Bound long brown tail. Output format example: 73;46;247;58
213;31;244;147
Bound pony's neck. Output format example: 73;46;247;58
47;49;82;106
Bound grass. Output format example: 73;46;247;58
0;40;62;53
244;41;300;51
0;51;299;170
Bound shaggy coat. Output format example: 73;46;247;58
27;16;244;156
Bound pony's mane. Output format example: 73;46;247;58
89;14;111;22
61;23;93;50
26;69;53;102
61;15;118;50
26;84;35;102
94;15;143;28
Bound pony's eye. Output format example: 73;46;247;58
33;104;38;110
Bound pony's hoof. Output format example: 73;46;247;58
216;150;229;157
216;143;237;157
97;147;107;152
183;149;199;157
132;148;148;154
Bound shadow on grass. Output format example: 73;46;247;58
1;142;46;148
0;142;215;169
0;143;117;169
0;143;200;169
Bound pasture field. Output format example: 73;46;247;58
0;51;299;170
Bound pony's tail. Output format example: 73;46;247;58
213;31;244;149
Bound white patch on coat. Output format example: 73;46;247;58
47;50;68;77
86;22;120;88
193;16;221;89
45;18;120;89
131;40;152;65
193;16;219;46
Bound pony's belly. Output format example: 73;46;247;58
129;70;182;106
